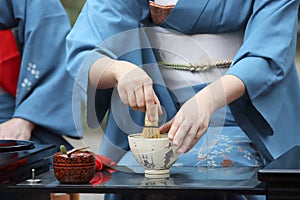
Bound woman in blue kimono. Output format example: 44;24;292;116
66;0;300;199
0;0;79;150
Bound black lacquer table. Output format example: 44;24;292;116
3;165;265;197
258;145;300;200
2;145;300;200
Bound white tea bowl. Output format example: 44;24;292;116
128;133;180;178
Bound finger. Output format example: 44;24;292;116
160;119;173;135
118;87;129;105
143;83;155;121
131;106;139;110
177;123;199;153
189;128;205;151
135;87;146;112
153;93;163;115
167;118;181;145
16;130;32;141
1;130;17;140
128;90;138;110
15;132;23;140
4;134;18;140
19;134;30;140
172;119;194;152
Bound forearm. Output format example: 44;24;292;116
89;56;143;89
89;56;118;89
196;74;245;114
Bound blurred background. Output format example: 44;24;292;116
60;0;86;26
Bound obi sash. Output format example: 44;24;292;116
145;26;244;91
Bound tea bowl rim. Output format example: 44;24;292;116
128;133;171;141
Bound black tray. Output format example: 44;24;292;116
0;140;35;153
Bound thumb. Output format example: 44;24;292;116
160;119;174;137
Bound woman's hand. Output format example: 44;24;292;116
90;57;163;120
160;75;246;154
0;118;35;140
116;60;163;119
160;89;212;154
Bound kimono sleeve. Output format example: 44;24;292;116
226;0;300;160
66;0;151;128
0;0;20;29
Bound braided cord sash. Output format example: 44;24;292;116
158;60;232;72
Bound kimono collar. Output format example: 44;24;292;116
160;0;209;33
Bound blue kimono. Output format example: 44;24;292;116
0;0;79;148
66;0;300;167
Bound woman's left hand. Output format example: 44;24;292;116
160;75;246;154
160;89;213;154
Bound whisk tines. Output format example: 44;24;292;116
141;104;161;138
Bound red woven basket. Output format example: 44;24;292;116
149;1;174;25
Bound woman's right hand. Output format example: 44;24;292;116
115;60;162;120
90;57;163;120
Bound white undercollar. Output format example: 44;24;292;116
154;0;178;6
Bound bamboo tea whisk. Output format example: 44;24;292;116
141;104;161;138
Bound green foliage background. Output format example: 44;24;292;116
60;0;86;26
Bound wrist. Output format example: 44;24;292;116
112;60;138;82
89;56;118;89
198;75;245;114
195;89;215;115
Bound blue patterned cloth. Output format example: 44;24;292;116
174;126;263;168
